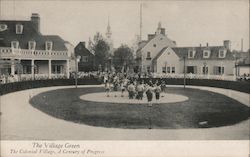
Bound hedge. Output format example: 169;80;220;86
0;78;102;95
0;78;249;96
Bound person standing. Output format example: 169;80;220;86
127;82;135;99
105;80;111;97
146;87;153;106
155;84;161;103
137;82;144;100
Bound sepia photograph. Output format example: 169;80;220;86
0;0;249;156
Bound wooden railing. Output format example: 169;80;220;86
0;47;69;60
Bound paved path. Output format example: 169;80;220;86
1;85;249;140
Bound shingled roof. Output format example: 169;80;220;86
152;46;235;62
0;20;67;51
172;46;234;60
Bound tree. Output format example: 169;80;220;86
89;32;110;70
113;44;134;72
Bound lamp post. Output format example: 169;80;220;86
233;54;239;80
75;55;81;88
203;62;207;76
183;56;186;89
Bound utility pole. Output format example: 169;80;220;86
183;56;186;89
140;3;142;42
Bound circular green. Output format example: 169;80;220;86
30;87;250;129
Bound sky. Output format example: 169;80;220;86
0;0;249;51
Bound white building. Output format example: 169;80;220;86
136;23;236;79
0;13;71;80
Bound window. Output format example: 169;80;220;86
167;67;171;73
46;41;53;51
214;66;224;75
172;67;175;73
188;50;195;58
23;65;31;74
153;44;156;47
202;66;208;74
162;67;166;73
203;50;210;58
11;41;19;49
16;24;23;34
81;56;88;62
219;50;225;58
147;66;150;73
146;52;151;59
52;65;63;74
29;41;36;50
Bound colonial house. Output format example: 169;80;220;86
0;13;70;80
136;22;176;73
136;22;236;79
152;42;235;76
74;42;95;72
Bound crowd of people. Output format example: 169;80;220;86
103;73;168;106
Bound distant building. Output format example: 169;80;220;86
136;22;236;78
105;17;114;55
136;22;177;73
153;42;234;76
0;13;70;79
74;42;95;72
235;50;250;76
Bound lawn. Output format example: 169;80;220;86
30;87;250;129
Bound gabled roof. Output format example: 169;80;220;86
74;42;94;56
0;20;67;51
152;47;168;63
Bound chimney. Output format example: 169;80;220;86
199;44;202;47
206;43;209;47
81;42;86;47
31;13;40;32
223;40;231;51
148;34;155;41
160;28;165;35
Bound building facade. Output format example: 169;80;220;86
136;23;236;79
74;42;95;72
0;13;70;81
136;22;176;73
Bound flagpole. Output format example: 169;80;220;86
140;3;142;42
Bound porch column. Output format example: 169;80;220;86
11;59;15;75
48;59;51;79
66;59;70;78
31;59;34;80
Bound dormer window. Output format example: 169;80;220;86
219;49;226;58
16;24;23;34
11;41;19;49
188;50;195;58
46;41;53;51
29;41;36;50
203;50;210;58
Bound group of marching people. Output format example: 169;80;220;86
104;74;167;106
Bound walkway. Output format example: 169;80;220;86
1;85;249;140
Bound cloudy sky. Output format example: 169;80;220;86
0;0;249;51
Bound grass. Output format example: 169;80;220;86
30;87;250;129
